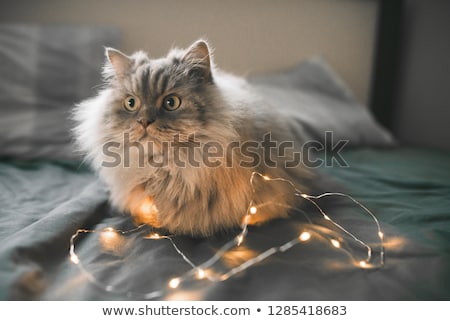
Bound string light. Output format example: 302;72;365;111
299;231;312;242
70;253;80;265
69;171;385;298
330;239;341;248
195;269;206;280
236;234;245;246
146;233;162;240
359;261;368;268
168;278;181;289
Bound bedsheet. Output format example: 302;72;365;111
0;147;449;300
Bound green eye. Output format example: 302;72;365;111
123;96;140;112
162;94;182;111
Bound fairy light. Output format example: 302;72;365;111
168;278;181;289
299;231;312;242
70;253;80;264
195;269;206;280
139;199;154;215
146;233;162;240
68;171;385;299
100;227;119;244
330;239;341;248
236;234;245;246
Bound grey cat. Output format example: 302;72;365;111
73;40;312;236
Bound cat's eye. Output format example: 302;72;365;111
123;96;140;112
162;94;182;111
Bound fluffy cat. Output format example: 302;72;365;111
73;40;312;237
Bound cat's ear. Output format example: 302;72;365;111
182;40;212;81
105;47;131;76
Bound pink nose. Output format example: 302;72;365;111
137;118;153;128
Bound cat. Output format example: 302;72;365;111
73;39;313;237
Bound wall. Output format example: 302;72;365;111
393;0;450;150
0;0;378;105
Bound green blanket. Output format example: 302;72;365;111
0;147;449;300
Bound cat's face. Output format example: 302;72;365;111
102;41;217;147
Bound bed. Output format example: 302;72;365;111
0;23;449;301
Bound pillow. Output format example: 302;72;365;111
248;57;394;148
0;24;121;160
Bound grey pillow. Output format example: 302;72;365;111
248;57;394;147
0;24;121;160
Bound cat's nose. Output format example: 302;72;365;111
137;117;154;128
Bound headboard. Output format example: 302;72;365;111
0;0;379;105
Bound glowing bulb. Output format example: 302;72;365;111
101;229;117;240
168;278;181;289
99;228;122;253
323;215;331;221
236;234;244;245
196;269;206;279
299;231;311;242
262;175;270;180
330;239;341;248
378;232;384;239
359;261;368;268
140;200;153;215
70;254;80;264
148;233;161;239
249;206;257;214
300;193;309;199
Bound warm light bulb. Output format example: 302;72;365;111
101;229;117;240
330;239;341;248
168;278;181;289
299;231;311;242
249;206;257;214
148;233;161;239
70;254;80;265
378;232;384;239
196;269;206;279
236;234;244;245
140;200;153;215
359;261;368;268
99;228;122;253
262;175;270;180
